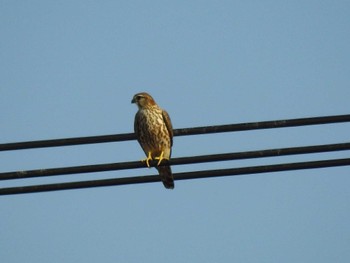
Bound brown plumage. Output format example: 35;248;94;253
131;92;174;189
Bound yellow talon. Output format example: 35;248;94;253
154;151;168;166
141;152;153;167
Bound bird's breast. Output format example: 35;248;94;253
136;108;171;157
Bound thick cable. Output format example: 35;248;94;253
1;142;349;181
1;158;349;195
1;114;349;151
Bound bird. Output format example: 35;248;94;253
131;92;174;189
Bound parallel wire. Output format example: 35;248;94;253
1;142;350;181
1;114;350;151
1;114;349;195
1;158;350;195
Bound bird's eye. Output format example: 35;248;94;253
136;95;142;100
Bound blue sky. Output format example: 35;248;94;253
1;1;350;262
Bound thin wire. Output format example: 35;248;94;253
1;114;350;151
1;142;349;180
1;158;349;195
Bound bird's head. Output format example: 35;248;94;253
131;92;156;109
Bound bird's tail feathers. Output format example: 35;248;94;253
157;165;174;189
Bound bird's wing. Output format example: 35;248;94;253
162;110;173;147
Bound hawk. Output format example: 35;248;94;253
131;92;174;189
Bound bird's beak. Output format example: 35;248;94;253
131;97;136;103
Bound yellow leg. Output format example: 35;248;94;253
154;151;169;166
141;152;153;167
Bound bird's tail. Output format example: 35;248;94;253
157;165;174;189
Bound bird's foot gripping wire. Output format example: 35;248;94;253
154;151;169;166
141;152;153;168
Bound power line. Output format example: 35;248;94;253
1;114;349;195
1;158;349;195
1;142;350;181
1;114;350;151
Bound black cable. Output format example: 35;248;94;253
1;158;349;195
1;142;350;180
0;133;135;152
1;114;350;151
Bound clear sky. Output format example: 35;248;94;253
1;1;350;262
